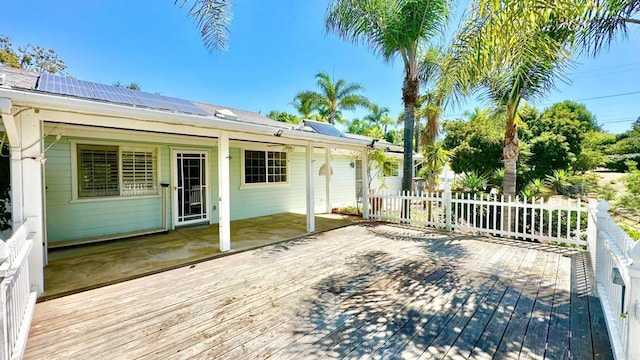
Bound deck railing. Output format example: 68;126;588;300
368;190;586;245
591;200;640;360
0;223;37;360
368;189;640;360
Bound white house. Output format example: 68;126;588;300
0;65;409;296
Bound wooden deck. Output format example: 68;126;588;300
25;223;612;359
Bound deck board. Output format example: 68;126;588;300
24;223;613;360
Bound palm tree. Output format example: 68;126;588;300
177;0;233;52
326;0;450;192
450;0;585;199
297;72;369;125
582;1;639;55
291;91;317;119
364;104;394;136
420;142;450;193
418;46;451;148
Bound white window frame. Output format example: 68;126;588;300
385;162;400;177
70;139;161;202
240;147;290;189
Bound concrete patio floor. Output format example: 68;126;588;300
42;212;362;300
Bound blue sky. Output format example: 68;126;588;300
2;0;639;134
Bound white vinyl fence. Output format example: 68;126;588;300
589;200;640;360
0;223;37;360
369;190;586;245
367;188;640;360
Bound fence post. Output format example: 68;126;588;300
595;201;610;285
443;164;452;232
627;241;640;360
586;193;598;274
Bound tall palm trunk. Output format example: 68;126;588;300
503;101;519;234
414;121;420;154
502;102;519;199
402;74;419;192
402;72;419;220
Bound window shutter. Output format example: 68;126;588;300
78;145;119;197
121;148;157;196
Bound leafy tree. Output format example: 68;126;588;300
532;101;598;156
0;36;67;74
114;81;142;91
607;122;640;170
326;0;451;193
574;130;615;172
442;110;503;176
267;110;301;125
527;132;573;179
176;0;232;52
450;1;585;198
295;72;369;125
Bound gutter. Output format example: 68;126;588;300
0;88;389;151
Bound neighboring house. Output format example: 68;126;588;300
0;65;403;295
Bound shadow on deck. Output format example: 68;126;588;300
28;223;613;359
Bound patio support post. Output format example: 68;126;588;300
306;142;315;232
218;131;231;252
325;148;331;214
362;149;369;220
18;110;44;295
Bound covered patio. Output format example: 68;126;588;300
27;223;612;359
42;213;362;300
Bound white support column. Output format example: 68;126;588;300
306;142;315;232
10;148;23;227
18;110;44;295
325;148;331;214
362;149;369;220
217;131;231;252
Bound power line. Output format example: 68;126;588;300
571;91;640;102
568;62;640;76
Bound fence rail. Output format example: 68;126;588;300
0;223;37;360
368;190;586;246
592;201;640;360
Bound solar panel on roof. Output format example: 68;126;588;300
36;73;209;116
304;120;344;138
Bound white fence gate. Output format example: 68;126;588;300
367;189;640;359
0;224;37;360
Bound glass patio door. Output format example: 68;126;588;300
174;151;209;226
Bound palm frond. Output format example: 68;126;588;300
176;0;232;52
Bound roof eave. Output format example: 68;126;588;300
0;88;374;149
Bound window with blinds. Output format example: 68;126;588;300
78;145;119;198
243;150;287;184
77;144;157;198
121;148;157;196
